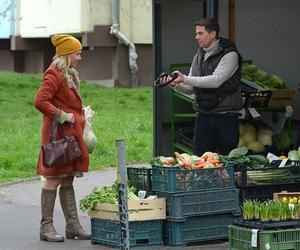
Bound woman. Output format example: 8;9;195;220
34;34;90;242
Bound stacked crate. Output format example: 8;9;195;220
151;164;241;246
90;198;166;247
234;163;300;203
229;224;300;249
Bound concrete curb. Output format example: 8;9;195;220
0;165;145;188
0;176;40;188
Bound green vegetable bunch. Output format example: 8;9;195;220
79;181;138;214
220;147;269;169
242;199;299;221
242;63;287;89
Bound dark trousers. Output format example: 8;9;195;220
193;113;240;156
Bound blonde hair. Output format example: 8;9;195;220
52;55;79;87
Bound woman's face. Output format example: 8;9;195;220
69;51;82;68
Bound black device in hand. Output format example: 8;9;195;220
153;72;178;88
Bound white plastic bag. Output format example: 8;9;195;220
83;105;97;154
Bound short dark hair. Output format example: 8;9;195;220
194;18;220;38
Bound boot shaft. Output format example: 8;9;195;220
41;189;57;225
59;185;90;240
40;188;64;242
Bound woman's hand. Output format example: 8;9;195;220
65;113;75;124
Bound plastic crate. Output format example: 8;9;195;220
152;164;235;193
91;218;163;247
241;79;272;108
164;213;235;246
229;225;300;250
239;183;300;203
242;90;272;108
159;188;240;221
235;164;300;187
233;218;300;230
127;166;152;193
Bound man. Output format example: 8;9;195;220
162;18;243;156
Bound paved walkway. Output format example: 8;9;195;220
0;165;228;250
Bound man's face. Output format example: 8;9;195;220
195;25;216;48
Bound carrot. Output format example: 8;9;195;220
195;164;204;169
214;163;224;168
204;159;220;165
195;162;206;168
194;158;205;164
174;152;189;168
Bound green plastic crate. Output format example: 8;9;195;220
164;213;235;246
91;218;163;247
229;225;300;250
152;164;235;193
159;188;240;221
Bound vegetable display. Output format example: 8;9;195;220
238;122;273;153
151;151;224;170
79;181;138;215
242;64;287;89
219;147;269;170
242;199;299;221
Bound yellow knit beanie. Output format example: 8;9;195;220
51;34;82;56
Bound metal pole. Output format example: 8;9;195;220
116;139;130;250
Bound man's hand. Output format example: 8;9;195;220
172;70;185;84
159;71;185;87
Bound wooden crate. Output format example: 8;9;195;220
273;191;300;201
90;198;166;221
268;89;296;107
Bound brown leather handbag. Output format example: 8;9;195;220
41;118;82;168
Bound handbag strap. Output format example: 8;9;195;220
49;117;66;143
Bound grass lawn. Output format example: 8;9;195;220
0;71;153;184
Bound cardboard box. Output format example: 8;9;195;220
90;198;166;221
273;191;300;201
268;89;296;107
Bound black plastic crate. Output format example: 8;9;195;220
127;166;152;193
91;218;163;247
159;188;240;221
235;164;300;187
242;90;272;108
233;218;300;230
239;184;300;203
241;79;272;108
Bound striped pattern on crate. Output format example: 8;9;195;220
160;188;240;220
229;225;300;250
164;213;236;246
91;219;163;247
152;164;235;193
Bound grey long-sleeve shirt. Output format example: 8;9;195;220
174;40;239;95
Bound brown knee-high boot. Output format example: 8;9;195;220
40;189;64;242
59;185;90;240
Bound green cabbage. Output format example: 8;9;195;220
247;141;264;153
272;132;292;150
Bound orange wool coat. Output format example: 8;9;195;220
34;64;89;176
